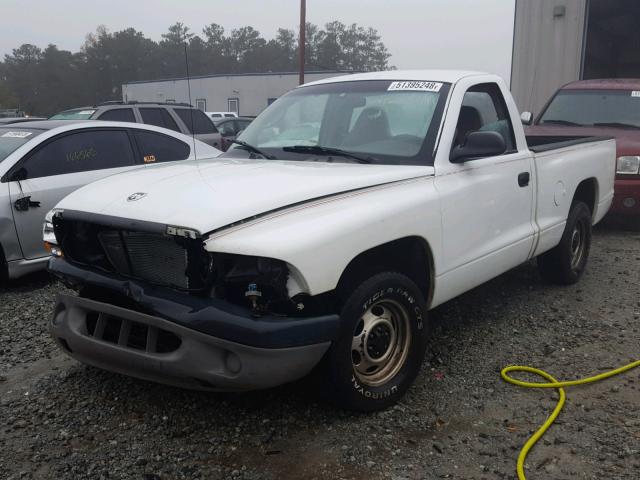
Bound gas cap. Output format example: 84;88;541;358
554;181;566;207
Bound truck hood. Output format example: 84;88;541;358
56;158;434;234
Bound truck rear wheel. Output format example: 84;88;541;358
0;245;7;287
317;272;428;411
537;201;592;285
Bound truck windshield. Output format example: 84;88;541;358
539;90;640;129
0;128;42;163
228;80;449;165
50;109;96;120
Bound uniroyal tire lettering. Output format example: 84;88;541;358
351;375;398;399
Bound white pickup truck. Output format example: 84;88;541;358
46;71;615;411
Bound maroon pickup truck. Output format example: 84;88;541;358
526;79;640;216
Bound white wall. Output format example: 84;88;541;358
123;72;345;116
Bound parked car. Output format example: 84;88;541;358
50;102;223;150
46;70;614;411
206;111;238;120
0;117;47;125
526;79;640;216
215;116;253;151
0;120;220;281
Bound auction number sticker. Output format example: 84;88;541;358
632;91;640;97
78;110;96;115
1;131;32;138
388;81;443;92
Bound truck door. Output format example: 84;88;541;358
8;129;137;260
435;82;535;293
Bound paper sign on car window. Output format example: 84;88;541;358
78;110;96;115
388;81;443;92
143;155;156;163
631;91;640;97
1;131;32;138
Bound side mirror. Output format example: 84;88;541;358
450;131;507;163
520;111;533;126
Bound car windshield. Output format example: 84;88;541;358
229;79;448;165
539;90;640;128
0;128;42;162
50;109;96;120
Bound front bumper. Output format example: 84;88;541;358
48;258;339;391
611;178;640;215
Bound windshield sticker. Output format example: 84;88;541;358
632;91;640;97
78;110;96;115
143;154;156;163
388;81;443;92
1;131;32;139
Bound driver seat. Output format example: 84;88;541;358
343;107;391;147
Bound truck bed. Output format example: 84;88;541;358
526;135;613;153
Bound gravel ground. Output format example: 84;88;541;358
1;220;639;480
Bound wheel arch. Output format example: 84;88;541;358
335;236;435;307
572;177;598;217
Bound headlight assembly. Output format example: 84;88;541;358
616;156;640;174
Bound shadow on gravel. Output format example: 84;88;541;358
595;214;640;233
1;270;52;293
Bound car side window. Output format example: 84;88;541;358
218;121;236;136
453;83;516;153
97;108;136;122
174;108;218;134
139;108;180;132
237;120;251;131
21;130;135;179
133;130;190;163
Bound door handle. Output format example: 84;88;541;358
518;172;530;187
14;196;41;211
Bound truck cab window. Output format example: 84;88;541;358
454;83;516;154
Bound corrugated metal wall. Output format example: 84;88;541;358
511;0;587;115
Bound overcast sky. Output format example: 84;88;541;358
0;0;516;82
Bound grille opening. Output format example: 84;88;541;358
127;322;148;350
101;316;122;343
157;329;182;353
86;312;99;336
83;310;181;354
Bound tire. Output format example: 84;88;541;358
0;244;7;287
537;201;592;285
316;272;429;411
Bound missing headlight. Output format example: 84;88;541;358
216;255;291;315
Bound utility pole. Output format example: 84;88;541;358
299;0;306;85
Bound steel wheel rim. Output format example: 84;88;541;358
351;299;411;387
570;220;586;271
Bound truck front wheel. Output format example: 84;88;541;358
317;272;429;411
537;201;592;285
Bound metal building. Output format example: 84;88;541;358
511;0;640;115
122;71;352;117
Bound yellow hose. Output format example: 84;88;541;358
501;360;640;480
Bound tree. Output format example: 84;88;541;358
0;21;392;116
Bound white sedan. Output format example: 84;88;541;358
0;120;220;281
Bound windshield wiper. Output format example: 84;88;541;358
593;122;640;130
540;119;585;127
282;145;374;164
230;139;275;159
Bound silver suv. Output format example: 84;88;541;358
51;102;222;149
